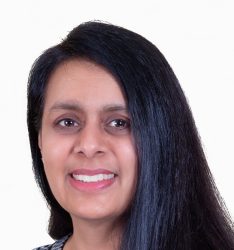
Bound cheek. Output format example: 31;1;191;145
117;141;138;212
41;136;72;202
117;139;138;184
123;138;137;166
41;135;73;179
41;134;71;161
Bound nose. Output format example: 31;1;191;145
73;123;106;158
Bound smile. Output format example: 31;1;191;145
69;169;117;191
72;173;115;183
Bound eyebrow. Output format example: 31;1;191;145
102;104;128;113
50;102;83;112
49;101;128;113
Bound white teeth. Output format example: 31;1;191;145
72;173;114;183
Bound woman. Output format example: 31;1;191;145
28;21;234;249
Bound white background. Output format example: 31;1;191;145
0;0;233;249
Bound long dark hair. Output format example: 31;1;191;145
27;21;234;249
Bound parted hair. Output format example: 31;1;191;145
27;21;234;249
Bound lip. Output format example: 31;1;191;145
68;168;117;192
70;168;116;176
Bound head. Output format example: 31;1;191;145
37;58;138;236
28;21;233;249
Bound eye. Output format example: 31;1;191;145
58;118;78;127
108;119;130;130
54;118;80;134
55;118;80;131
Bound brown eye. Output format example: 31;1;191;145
109;119;130;129
58;119;78;127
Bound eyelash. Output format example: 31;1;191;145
57;118;79;128
108;119;130;130
55;117;130;133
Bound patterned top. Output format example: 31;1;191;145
33;235;70;250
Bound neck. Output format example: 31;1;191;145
65;217;123;250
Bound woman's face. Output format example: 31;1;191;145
39;60;138;224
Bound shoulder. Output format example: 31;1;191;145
33;235;70;250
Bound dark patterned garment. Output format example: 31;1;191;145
33;235;70;250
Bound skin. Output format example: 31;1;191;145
38;59;138;250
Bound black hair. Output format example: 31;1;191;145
27;21;234;249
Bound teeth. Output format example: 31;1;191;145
72;173;114;183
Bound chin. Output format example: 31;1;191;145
69;205;125;223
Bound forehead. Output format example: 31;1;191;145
44;59;127;110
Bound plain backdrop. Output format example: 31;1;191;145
0;0;233;249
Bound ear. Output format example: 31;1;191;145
38;132;42;150
38;132;44;163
